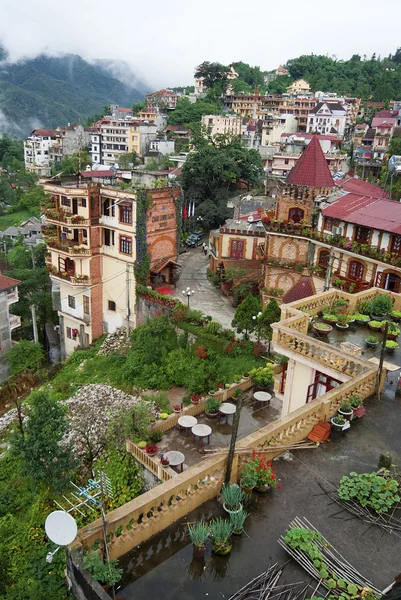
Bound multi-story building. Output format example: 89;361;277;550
24;129;62;176
286;79;311;96
372;122;394;161
201;114;242;137
90;118;158;165
128;121;158;158
277;97;317;133
261;114;297;146
0;274;21;382
307;102;347;137
146;89;178;112
42;182;137;357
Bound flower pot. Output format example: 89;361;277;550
209;390;217;396
355;317;370;325
205;411;219;419
223;502;243;515
370;314;387;322
322;316;337;324
146;450;157;456
365;339;379;348
368;322;382;331
255;485;270;493
338;408;353;421
387;332;398;340
330;418;345;432
233;528;244;536
240;480;255;494
173;409;181;413
386;347;396;354
191;399;200;405
313;324;333;336
212;541;232;556
193;544;206;558
336;323;349;330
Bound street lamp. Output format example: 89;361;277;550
182;287;195;307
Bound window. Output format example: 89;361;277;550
391;235;401;255
348;260;364;281
104;228;115;246
284;159;289;165
119;205;132;224
61;196;70;207
83;295;90;315
288;207;304;223
108;300;116;311
81;198;87;208
66;327;72;339
324;217;333;232
120;235;132;254
68;295;76;309
355;226;370;243
230;240;244;259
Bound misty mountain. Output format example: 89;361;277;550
0;53;146;137
92;58;150;96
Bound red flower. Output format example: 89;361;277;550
270;475;275;481
277;484;281;490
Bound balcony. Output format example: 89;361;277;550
44;210;91;227
9;314;21;330
47;240;91;256
50;269;92;286
7;291;19;304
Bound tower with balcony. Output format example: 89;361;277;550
42;182;137;357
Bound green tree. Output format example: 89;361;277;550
118;152;139;169
258;299;281;351
6;340;44;375
7;244;32;269
51;150;90;175
168;97;220;126
13;390;76;493
132;100;146;115
232;294;261;339
195;61;230;90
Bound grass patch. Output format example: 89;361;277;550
0;210;35;231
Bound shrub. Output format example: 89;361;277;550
369;293;392;316
353;312;370;322
204;320;222;335
206;397;221;413
196;345;208;360
386;340;398;349
249;363;274;387
322;314;337;322
332;414;345;426
349;395;361;409
339;400;352;413
368;320;383;328
338;471;400;514
83;551;122;586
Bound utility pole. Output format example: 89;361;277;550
126;263;131;336
323;248;334;292
31;246;35;268
377;321;388;401
224;394;243;484
31;304;39;343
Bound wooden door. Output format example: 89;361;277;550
72;198;78;215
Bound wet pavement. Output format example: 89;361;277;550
117;362;401;599
157;390;282;470
174;248;235;330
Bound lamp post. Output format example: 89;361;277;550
182;286;195;307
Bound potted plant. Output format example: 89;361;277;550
353;312;370;325
210;518;233;556
322;313;337;324
390;309;401;322
242;451;280;493
383;321;400;340
221;483;246;515
239;471;257;493
368;320;383;332
233;374;242;383
313;322;333;336
230;509;248;536
365;334;379;348
370;293;392;321
83;550;122;589
350;394;362;420
205;397;221;418
160;454;170;468
188;521;209;558
232;388;244;403
191;393;200;405
159;412;169;420
145;443;158;456
149;430;163;443
137;440;147;449
331;414;346;431
338;400;353;421
173;404;181;413
386;340;399;354
336;314;349;330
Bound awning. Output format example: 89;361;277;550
150;258;182;274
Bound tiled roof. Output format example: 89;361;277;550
286;135;334;188
79;170;115;178
309;101;346;115
282;277;315;304
150;258;181;273
118;108;133;113
376;122;393;128
322;193;401;234
0;273;21;291
363;128;376;140
372;116;397;127
337;176;388;199
31;129;59;136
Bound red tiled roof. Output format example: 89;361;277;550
337;176;388;199
372;116;397;127
118;108;132;113
322;194;401;234
286;135;334;188
376;122;393;128
282;277;315;304
79;170;115;178
0;273;21;291
32;129;59;136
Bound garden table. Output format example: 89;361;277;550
219;402;236;423
191;424;212;446
178;415;197;436
253;391;272;408
164;451;185;473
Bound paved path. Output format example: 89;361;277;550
174;248;235;330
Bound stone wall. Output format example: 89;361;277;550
147;187;179;263
135;295;173;327
66;550;110;600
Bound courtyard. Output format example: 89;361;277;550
117;378;401;599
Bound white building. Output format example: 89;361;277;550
0;274;21;382
261;114;297;146
307;102;347;138
149;140;175;155
24;129;61;176
201;114;242;137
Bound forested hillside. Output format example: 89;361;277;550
0;51;146;137
268;50;401;99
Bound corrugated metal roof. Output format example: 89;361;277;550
322;193;401;234
338;177;388;199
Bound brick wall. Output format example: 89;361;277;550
266;234;309;263
264;267;302;294
89;255;103;340
276;184;334;226
146;187;179;261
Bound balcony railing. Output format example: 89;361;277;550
9;315;21;330
49;269;92;286
44;210;91;227
7;291;18;304
47;240;91;256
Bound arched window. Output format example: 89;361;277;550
348;260;364;281
318;250;330;268
288;207;304;223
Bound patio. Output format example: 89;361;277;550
156;389;283;471
116;377;401;599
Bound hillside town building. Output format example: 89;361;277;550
0;274;21;382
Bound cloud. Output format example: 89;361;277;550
0;0;400;87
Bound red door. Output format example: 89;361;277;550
230;240;244;258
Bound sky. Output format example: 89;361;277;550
1;0;400;88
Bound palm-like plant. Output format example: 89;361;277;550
210;518;233;555
188;521;209;549
230;509;248;534
221;483;246;512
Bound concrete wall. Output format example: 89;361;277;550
0;293;11;382
136;296;173;327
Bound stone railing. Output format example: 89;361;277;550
126;440;175;482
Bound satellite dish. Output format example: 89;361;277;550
389;155;401;172
45;511;78;546
248;215;254;222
